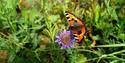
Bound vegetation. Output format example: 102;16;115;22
0;0;125;63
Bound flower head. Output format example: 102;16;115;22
55;30;75;49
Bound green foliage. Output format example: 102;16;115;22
0;0;125;63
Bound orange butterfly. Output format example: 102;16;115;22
65;11;87;44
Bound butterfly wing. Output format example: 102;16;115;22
65;11;86;44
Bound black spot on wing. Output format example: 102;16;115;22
74;19;77;22
68;20;71;22
66;17;70;19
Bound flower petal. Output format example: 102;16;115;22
55;30;75;49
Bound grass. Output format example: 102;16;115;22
0;0;125;63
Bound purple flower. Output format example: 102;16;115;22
55;30;75;49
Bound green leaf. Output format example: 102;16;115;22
117;33;125;40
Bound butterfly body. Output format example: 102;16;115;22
65;11;87;44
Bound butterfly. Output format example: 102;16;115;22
65;11;87;44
